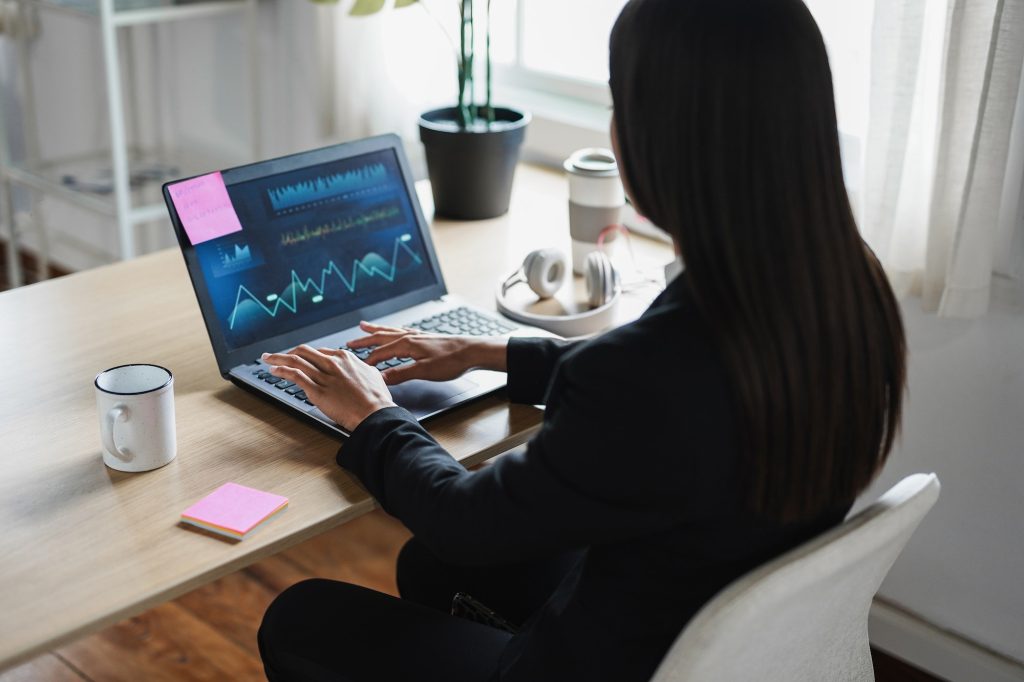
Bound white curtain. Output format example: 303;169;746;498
862;0;1024;317
316;0;458;175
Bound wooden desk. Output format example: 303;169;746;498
0;164;672;671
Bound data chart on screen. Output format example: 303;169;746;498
191;149;436;350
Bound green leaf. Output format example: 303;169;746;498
349;0;386;15
394;0;418;6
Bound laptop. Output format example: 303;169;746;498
163;134;551;437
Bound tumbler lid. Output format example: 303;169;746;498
564;148;619;177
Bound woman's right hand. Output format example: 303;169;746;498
347;321;509;385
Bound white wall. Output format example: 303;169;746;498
860;275;1024;669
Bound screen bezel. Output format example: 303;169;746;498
163;134;448;374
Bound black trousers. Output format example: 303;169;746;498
258;537;581;682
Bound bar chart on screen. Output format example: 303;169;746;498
266;163;390;214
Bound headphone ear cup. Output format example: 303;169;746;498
524;248;567;299
584;251;618;308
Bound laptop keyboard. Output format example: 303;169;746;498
336;344;412;371
250;306;515;407
408;306;517;336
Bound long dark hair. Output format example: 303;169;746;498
610;0;906;521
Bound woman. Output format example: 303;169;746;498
257;0;906;680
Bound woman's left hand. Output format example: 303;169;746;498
261;345;396;432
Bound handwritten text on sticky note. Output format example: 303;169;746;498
168;172;244;246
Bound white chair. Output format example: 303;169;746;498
650;473;941;682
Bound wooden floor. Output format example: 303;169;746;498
0;243;71;292
0;508;943;682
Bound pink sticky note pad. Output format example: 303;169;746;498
182;482;288;537
168;171;244;245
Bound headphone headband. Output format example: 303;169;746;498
501;269;527;298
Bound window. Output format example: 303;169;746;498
492;0;874;138
490;1;874;197
800;0;874;141
491;0;625;106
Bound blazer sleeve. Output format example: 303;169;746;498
337;344;676;565
505;337;577;404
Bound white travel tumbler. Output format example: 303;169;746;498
564;148;626;274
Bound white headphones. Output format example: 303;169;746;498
496;248;621;337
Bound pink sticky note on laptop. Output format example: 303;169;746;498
181;482;288;540
168;171;244;245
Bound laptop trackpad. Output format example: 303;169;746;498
389;377;478;419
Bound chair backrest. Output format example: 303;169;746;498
650;473;941;682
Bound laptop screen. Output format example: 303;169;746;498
179;145;440;353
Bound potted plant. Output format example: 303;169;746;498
319;0;531;219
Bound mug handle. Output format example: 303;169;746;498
103;405;133;463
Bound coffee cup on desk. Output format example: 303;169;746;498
94;364;177;472
564;148;626;274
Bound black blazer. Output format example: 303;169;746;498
338;276;849;681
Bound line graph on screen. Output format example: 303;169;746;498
227;234;423;330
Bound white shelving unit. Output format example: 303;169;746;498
0;0;262;287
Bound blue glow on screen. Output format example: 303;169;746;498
192;149;436;350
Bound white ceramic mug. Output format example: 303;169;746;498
94;364;177;472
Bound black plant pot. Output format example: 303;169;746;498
418;106;531;220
